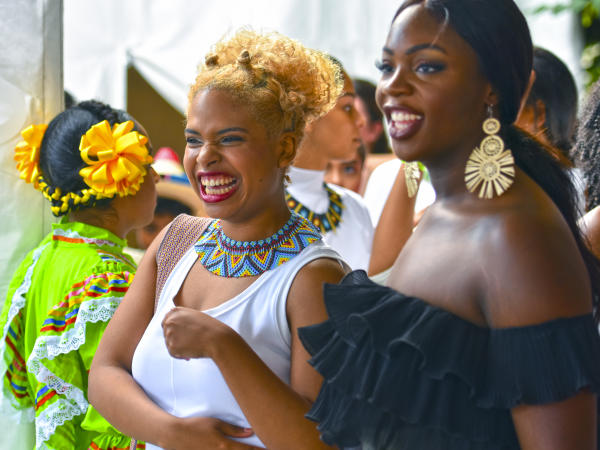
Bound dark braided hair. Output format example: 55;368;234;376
38;100;136;215
394;0;600;321
573;81;600;212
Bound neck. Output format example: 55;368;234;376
422;134;483;202
69;208;126;238
219;196;292;243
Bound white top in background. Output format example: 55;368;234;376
287;166;373;271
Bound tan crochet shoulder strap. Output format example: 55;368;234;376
154;213;212;311
129;214;211;450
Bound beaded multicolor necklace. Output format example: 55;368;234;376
194;212;321;278
285;183;344;233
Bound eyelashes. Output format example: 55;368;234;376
375;59;446;75
375;60;393;74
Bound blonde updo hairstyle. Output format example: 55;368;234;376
188;29;343;147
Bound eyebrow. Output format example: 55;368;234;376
341;92;356;98
184;127;249;135
383;43;447;55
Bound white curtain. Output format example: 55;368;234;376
0;0;63;445
63;0;583;114
64;0;409;111
0;0;62;303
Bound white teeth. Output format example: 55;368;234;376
391;122;411;132
204;185;234;195
390;111;422;122
200;176;235;187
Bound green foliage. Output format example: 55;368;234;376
533;0;599;22
534;1;600;86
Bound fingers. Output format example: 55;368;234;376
216;420;254;438
161;306;180;328
216;421;261;450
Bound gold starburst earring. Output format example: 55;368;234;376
464;105;515;199
403;161;421;198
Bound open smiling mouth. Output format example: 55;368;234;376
199;175;239;202
388;110;424;139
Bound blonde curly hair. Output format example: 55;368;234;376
188;28;343;145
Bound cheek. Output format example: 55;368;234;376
140;176;157;204
182;150;200;191
183;151;194;174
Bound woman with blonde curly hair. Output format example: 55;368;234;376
88;29;347;449
0;99;158;449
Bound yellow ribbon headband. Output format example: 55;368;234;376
14;119;153;216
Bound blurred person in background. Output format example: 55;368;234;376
516;46;583;211
324;143;366;193
0;100;158;449
353;78;396;184
288;58;374;271
574;80;600;258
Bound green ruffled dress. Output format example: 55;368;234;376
0;221;142;450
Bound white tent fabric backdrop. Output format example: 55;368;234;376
0;0;62;302
0;2;62;445
63;0;584;114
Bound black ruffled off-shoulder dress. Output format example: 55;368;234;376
299;270;600;449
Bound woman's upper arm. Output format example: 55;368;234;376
286;257;347;402
581;205;600;259
92;224;168;372
482;212;593;327
512;391;596;450
482;213;597;449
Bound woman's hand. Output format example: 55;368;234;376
163;416;260;450
162;306;237;360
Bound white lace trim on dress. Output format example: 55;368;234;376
0;244;48;424
27;296;120;449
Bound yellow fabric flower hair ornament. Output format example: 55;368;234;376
14;124;48;189
79;120;153;197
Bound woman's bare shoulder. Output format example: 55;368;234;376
476;201;592;328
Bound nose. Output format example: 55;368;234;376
379;66;413;97
354;108;366;130
196;142;221;169
325;165;342;186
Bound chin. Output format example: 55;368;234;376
391;144;419;162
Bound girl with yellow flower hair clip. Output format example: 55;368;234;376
1;100;158;449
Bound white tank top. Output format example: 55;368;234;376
132;240;342;449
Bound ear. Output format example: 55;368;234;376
364;121;384;142
517;69;536;118
533;99;547;131
277;132;296;168
483;83;499;109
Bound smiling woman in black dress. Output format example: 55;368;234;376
300;1;600;449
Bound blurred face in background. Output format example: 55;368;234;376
135;212;175;249
354;96;383;153
305;75;365;161
324;145;365;193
